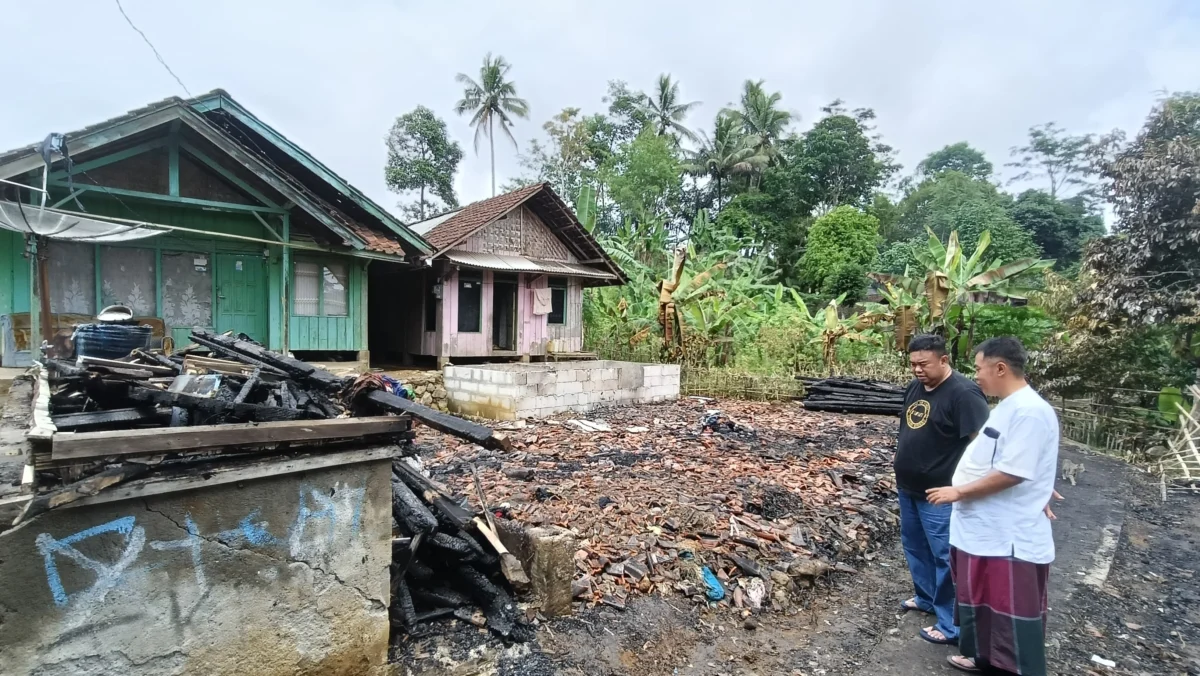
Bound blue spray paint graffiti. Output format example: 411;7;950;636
36;483;367;611
36;516;146;608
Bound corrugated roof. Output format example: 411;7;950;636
443;251;619;280
409;209;462;236
0;90;429;259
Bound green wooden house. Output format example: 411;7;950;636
0;90;431;367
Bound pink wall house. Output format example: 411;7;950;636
396;183;624;364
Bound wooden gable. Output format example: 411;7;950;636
456;205;575;262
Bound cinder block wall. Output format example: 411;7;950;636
0;458;393;676
444;361;681;420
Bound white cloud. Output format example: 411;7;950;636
2;0;1197;217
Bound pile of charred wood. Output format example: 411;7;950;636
20;328;510;524
390;457;533;642
798;377;906;416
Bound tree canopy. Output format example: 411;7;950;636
384;105;463;221
917;142;993;181
1080;92;1200;325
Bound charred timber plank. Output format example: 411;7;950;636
392;578;418;628
13;463;150;525
80;356;178;376
51;416;411;460
132;349;182;374
392;480;437;535
232;368;260;405
802;402;902;416
393;461;474;529
51;407;160;432
364;390;510;451
410;586;471;609
453;564;517;638
191;328;344;390
126;387;308;423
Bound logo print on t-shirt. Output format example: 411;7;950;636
906;400;931;429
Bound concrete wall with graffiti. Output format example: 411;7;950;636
0;458;392;676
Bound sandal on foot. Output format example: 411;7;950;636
920;627;958;645
899;598;932;614
946;655;980;672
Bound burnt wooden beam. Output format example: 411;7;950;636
80;356;177;377
190;328;345;391
51;407;160;432
50;416;411;461
232;367;260;405
13;463;150;525
132;349;182;374
364;389;510;451
392;479;437;535
127;387;308;423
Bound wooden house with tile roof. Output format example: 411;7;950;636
376;183;624;365
0;90;430;368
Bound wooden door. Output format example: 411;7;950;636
215;253;266;342
492;274;517;351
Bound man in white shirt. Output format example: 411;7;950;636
927;337;1061;675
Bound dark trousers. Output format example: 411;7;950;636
898;488;957;640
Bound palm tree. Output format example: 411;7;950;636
685;113;768;205
454;53;530;196
726;80;792;164
644;74;700;143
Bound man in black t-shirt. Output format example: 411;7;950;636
894;334;990;646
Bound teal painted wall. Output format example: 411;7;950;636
0;193;368;353
288;258;366;352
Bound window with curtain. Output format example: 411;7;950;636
457;271;482;333
548;277;567;325
322;263;348;316
293;261;349;317
293;262;320;316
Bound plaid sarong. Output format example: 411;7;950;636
951;547;1050;676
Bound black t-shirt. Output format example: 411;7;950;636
894;371;991;495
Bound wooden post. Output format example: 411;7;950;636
37;242;52;345
281;213;290;354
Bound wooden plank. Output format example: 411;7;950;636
363;389;509;451
80;356;177;376
29;364;55;441
51;407;159;432
63;446;395;510
51;415;411;460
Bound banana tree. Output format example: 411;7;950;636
813;299;880;374
873;229;1054;363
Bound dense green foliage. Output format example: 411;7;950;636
798;206;878;302
396;59;1196;398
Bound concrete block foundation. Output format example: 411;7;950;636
444;361;681;420
0;455;393;676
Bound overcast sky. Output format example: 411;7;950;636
3;0;1198;219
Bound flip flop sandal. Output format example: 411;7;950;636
945;655;981;672
920;627;958;645
899;599;933;614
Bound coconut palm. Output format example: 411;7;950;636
726;80;792;164
644;74;700;143
453;53;530;196
685;113;769;205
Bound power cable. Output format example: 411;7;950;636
114;0;193;98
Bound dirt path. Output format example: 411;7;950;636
393;445;1197;676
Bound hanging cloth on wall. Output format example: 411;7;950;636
532;287;553;315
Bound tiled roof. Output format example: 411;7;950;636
344;221;407;256
419;182;546;251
